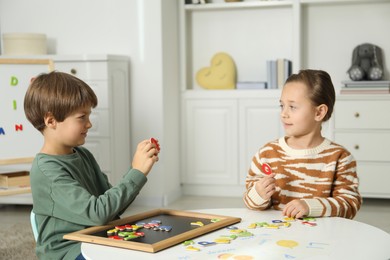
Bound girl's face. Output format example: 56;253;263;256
54;106;93;152
279;82;321;139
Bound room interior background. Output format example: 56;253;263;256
1;0;389;207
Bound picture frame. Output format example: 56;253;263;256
64;208;241;253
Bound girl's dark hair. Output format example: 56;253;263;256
24;71;98;132
285;69;335;122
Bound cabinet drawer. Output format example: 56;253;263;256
358;162;390;197
334;132;390;162
335;100;390;129
54;61;109;80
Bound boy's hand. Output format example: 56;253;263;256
254;173;276;200
132;139;160;176
282;199;309;219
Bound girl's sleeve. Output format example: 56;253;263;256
303;152;362;219
243;151;272;211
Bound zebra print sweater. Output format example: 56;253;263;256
243;137;362;219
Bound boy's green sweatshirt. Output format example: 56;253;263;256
30;146;147;260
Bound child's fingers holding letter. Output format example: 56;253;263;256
132;139;159;176
254;173;276;200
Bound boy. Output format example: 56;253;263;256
24;71;159;259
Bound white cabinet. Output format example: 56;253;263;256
334;95;390;199
238;97;283;185
0;55;130;204
182;98;238;185
181;90;282;196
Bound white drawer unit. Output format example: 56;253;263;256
53;60;109;80
334;95;390;198
335;100;390;129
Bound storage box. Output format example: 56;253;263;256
2;33;47;55
0;171;30;187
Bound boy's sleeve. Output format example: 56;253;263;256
47;166;147;226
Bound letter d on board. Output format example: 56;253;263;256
10;76;18;86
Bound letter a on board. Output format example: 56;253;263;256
10;76;18;86
0;127;5;135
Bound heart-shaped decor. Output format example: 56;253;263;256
196;52;236;89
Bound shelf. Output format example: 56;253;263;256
180;2;295;91
182;89;281;99
0;192;32;204
0;186;31;196
301;0;390;5
185;1;293;11
184;0;390;11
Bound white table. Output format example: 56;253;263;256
81;208;390;260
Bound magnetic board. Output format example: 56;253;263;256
64;208;241;253
0;59;54;165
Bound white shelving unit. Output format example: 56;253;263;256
180;0;390;92
179;0;390;197
179;0;298;91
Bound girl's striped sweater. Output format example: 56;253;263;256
243;137;362;219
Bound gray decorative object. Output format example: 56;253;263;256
348;43;384;81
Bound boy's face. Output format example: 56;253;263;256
279;82;319;138
54;106;93;151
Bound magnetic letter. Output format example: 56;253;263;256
10;76;18;86
15;124;23;131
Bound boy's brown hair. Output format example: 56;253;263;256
24;71;98;132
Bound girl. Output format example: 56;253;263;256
243;69;362;219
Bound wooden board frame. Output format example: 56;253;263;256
64;208;241;253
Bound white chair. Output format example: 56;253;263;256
30;210;39;241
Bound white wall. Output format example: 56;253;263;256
302;2;390;86
0;0;182;206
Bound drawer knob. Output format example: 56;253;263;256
70;68;77;75
354;112;360;118
354;145;359;150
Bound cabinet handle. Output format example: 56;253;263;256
70;68;77;75
354;112;360;118
354;145;359;150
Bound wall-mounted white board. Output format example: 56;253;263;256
0;59;54;165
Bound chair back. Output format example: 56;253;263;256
30;210;39;241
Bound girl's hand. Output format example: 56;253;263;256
131;139;160;176
254;173;276;200
283;199;309;219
